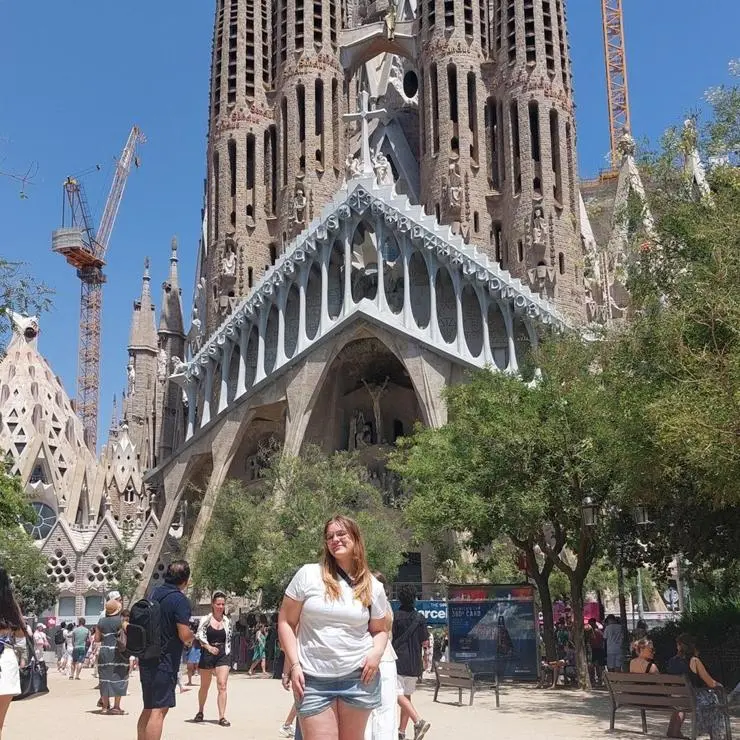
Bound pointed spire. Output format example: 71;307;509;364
159;236;185;337
128;257;158;351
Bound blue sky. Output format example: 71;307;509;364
1;1;737;446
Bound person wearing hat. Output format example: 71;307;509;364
94;599;130;714
32;622;49;662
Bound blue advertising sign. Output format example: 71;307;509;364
390;600;448;626
447;585;538;680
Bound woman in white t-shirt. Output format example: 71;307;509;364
278;515;389;740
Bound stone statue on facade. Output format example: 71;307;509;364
362;376;389;445
127;361;135;395
531;206;547;248
445;162;463;210
384;0;397;39
345;153;363;181
221;236;237;279
372;149;393;186
188;277;206;356
292;184;307;224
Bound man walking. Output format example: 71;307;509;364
137;560;194;740
70;618;89;680
393;585;431;740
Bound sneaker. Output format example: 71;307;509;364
414;719;431;740
398;733;406;740
278;725;294;737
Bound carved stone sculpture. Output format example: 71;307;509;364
362;377;389;445
126;361;135;395
372;150;393;186
446;162;462;210
292;184;307;224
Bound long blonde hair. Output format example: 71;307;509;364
321;515;373;607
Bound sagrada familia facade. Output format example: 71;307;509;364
3;0;669;614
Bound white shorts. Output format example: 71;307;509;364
0;646;21;696
396;674;417;696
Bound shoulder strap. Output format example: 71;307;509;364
392;612;422;648
645;660;654;673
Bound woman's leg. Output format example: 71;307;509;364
261;657;266;674
301;701;340;740
0;694;14;738
186;663;194;685
248;660;258;675
397;695;419;734
198;668;213;713
337;701;373;740
667;711;685;737
215;665;229;720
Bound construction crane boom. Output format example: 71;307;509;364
51;125;144;451
601;0;632;169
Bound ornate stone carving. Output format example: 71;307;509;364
443;162;463;211
292;183;307;224
372;149;394;186
126;360;135;395
156;348;168;381
345;153;363;180
362;377;389;445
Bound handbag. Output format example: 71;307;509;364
13;637;49;701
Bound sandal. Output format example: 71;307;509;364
108;708;125;715
194;712;204;722
219;718;231;727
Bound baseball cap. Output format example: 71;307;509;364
107;590;122;600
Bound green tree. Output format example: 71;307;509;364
0;528;57;615
194;446;406;606
0;462;34;528
108;527;139;606
392;335;630;687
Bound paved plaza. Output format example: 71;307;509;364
7;668;739;739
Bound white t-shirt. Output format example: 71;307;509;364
285;563;389;678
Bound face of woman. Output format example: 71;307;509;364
641;644;654;660
213;598;226;616
325;522;355;560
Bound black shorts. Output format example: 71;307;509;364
140;663;177;709
590;648;606;666
199;648;230;670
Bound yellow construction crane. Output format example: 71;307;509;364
601;0;632;170
51;126;145;451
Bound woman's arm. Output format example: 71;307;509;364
360;616;389;683
196;615;217;653
94;627;103;644
278;597;305;699
692;657;720;688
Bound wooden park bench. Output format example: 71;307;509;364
604;671;734;739
433;661;501;708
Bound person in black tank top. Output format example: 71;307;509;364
193;592;233;727
666;634;726;740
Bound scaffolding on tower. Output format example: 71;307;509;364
601;0;632;170
52;125;145;451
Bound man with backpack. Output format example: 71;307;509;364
130;560;194;740
393;585;431;740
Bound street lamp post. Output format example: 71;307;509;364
582;498;650;671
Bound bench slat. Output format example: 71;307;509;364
615;695;694;709
606;673;689;685
611;683;692;697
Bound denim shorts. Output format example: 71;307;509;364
297;669;381;718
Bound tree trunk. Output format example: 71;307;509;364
569;576;590;689
518;540;557;660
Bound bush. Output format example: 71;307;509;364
649;597;740;688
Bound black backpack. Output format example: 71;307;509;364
53;629;65;646
127;591;177;660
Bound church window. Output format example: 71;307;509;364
565;120;575;213
479;0;487;51
29;463;47;484
227;0;238;105
270;244;277;265
85;595;104;617
524;0;535;64
228;138;237;198
556;0;569;91
444;0;454;29
467;72;479;165
315;79;324;168
245;0;256;99
529;101;542;196
427;0;435;31
558;252;565;274
248;267;254;287
517;239;524;262
447;64;459;155
267;125;278;213
313;0;322;45
214;1;224;118
297;84;306;173
506;0;516;63
435;203;441;222
295;0;305;51
23;502;56;541
494;0;502;52
550;109;563;203
464;0;473;36
213;150;220;239
124;483;136;504
331;78;340;168
473;211;480;232
542;0;555;75
262;0;271;86
492;221;503;266
486;97;500;190
280;0;288;63
510;101;521;195
246;133;256;190
329;0;337;48
281;97;288;185
430;65;439;154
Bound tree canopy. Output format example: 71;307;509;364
193;445;406;606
